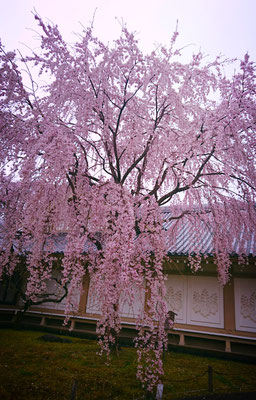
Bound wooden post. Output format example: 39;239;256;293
208;365;213;393
78;272;90;314
224;277;235;331
179;333;185;346
225;339;231;352
70;380;78;400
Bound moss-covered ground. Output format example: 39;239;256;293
0;329;255;399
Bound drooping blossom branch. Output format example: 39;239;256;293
0;16;255;392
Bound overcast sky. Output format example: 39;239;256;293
0;0;255;63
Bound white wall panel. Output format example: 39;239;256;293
86;281;102;315
234;278;256;332
35;279;80;311
165;275;187;324
119;286;145;318
86;281;145;318
187;276;224;328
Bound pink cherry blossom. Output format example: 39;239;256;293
0;16;255;392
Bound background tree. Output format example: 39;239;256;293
0;15;255;392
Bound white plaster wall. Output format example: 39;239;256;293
234;278;256;333
35;278;80;311
86;280;145;318
165;275;224;328
86;281;102;314
119;286;145;318
165;275;187;323
187;276;224;328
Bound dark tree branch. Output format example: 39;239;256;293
158;146;216;205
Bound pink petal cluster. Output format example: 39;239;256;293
0;16;255;391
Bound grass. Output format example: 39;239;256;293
0;328;256;399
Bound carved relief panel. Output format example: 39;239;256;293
119;286;145;318
86;280;102;315
165;275;224;328
86;280;145;319
165;275;187;324
32;277;80;311
86;274;225;328
234;278;256;332
187;276;224;328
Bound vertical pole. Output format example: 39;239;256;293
225;339;231;352
179;333;185;346
208;365;213;393
156;383;163;400
70;380;78;400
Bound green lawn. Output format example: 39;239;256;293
0;329;255;399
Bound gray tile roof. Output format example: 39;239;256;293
162;209;256;256
1;209;255;256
